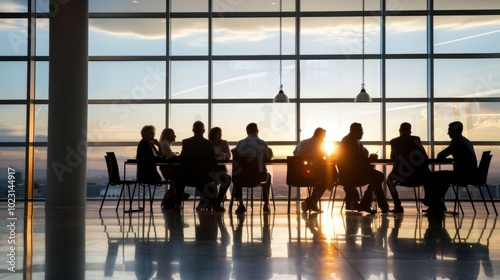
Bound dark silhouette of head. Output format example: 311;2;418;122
399;122;412;135
246;122;259;135
192;121;205;135
349;122;363;140
448;121;463;138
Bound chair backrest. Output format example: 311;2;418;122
105;152;121;183
286;156;318;186
232;156;263;187
476;151;492;184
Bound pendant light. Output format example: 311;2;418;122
273;0;289;103
354;0;372;102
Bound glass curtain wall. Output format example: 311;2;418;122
1;0;500;200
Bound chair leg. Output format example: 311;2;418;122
229;186;235;212
287;185;292;214
115;184;125;212
477;185;490;215
452;185;464;215
150;185;158;211
483;184;498;215
270;183;276;211
413;187;421;213
99;183;111;213
465;186;477;214
329;185;338;214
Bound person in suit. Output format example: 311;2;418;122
136;125;167;184
293;127;328;213
234;122;274;213
337;122;389;214
387;122;431;213
423;121;478;214
180;121;225;212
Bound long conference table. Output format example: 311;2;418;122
121;157;454;212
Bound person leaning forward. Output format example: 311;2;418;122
337;122;389;214
293;127;328;213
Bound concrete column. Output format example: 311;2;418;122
46;1;88;279
46;0;88;207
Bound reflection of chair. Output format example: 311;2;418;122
100;152;137;213
286;156;319;213
229;156;275;212
452;151;497;215
452;215;496;278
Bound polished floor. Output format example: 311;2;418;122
2;199;500;280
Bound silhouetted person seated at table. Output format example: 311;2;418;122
293;127;328;213
387;122;431;213
234;122;274;213
179;121;226;212
337;122;389;214
158;128;188;210
423;121;478;214
209;126;232;207
136;125;168;184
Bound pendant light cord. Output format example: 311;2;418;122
279;0;283;89
361;0;365;89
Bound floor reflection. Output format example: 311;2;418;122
1;201;500;279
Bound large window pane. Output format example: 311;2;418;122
386;16;426;54
213;60;296;99
301;16;380;55
386;59;427;98
89;0;166;12
2;0;27;12
434;59;500;98
88;104;165;142
0;147;25;199
35;61;48;99
33;147;47;198
35;104;48;142
301;0;380;11
0;105;26;142
386;103;428;141
36;18;49;56
171;61;208;99
0;19;27;56
89;61;166;99
173;0;208;12
434;16;500;54
213;17;295;56
301;59;380;99
213;0;295;12
171;18;208;56
386;0;426;10
0;62;27;99
89;19;166;56
300;103;381;141
433;102;500;142
212;103;296;141
169;104;208;140
434;0;500;10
